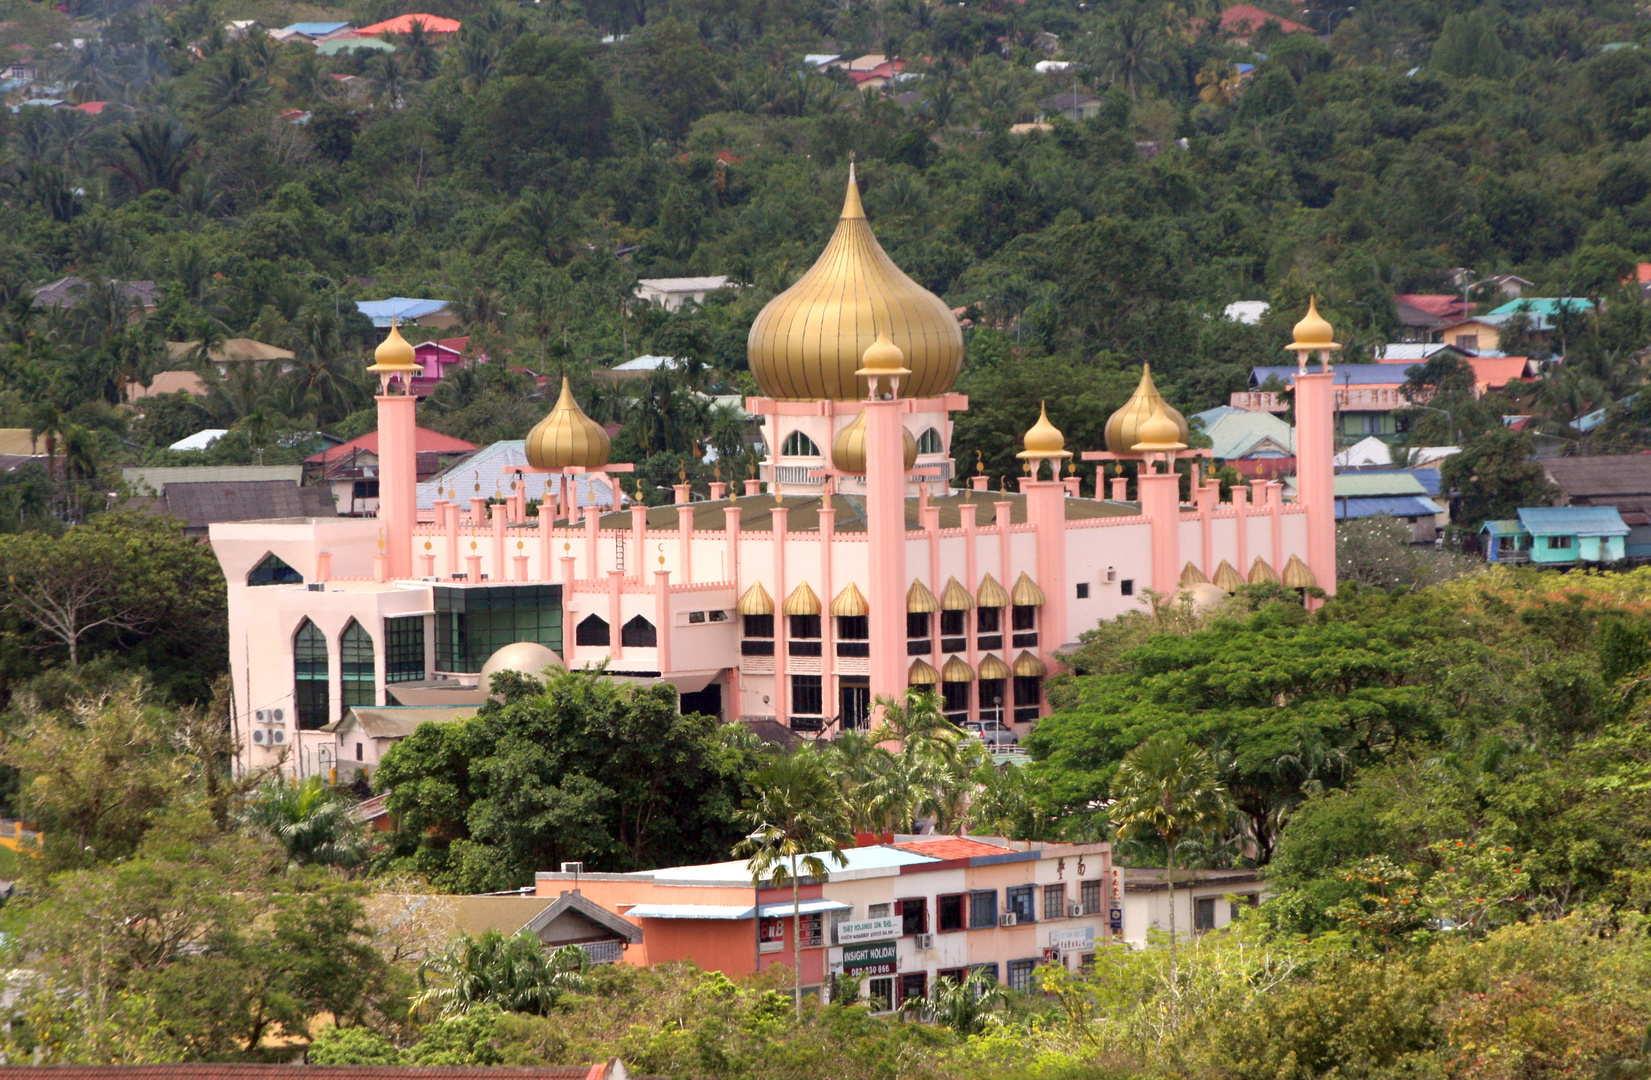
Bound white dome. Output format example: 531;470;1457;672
479;642;563;686
1178;583;1229;611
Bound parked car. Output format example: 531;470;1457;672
963;720;1018;746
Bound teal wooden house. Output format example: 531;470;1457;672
1481;507;1629;565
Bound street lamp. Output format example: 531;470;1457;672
312;273;341;318
1409;404;1460;445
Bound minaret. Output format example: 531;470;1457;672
1017;403;1072;668
367;319;421;580
1130;401;1189;598
858;331;912;708
1285;299;1339;596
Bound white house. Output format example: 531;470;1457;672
1120;868;1267;947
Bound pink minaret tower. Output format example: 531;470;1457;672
1286;299;1340;596
859;331;913;707
367;319;421;580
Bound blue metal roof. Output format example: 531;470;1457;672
1515;506;1629;537
1352;468;1442;497
281;20;352;33
1481;519;1524;537
1251;364;1411;387
1334;496;1441;520
356;297;450;327
1576;393;1638;433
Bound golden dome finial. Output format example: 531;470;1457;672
525;377;611;470
1286;296;1341;353
367;317;420;382
855;330;912;399
746;162;962;401
1016;402;1073;478
1105;363;1189;455
1131;399;1188;454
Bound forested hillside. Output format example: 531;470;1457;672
4;0;1651;505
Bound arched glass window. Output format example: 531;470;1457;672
340;620;375;711
294;620;329;730
916;428;944;455
575;614;609;647
780;430;821;457
621;615;657;648
249;553;303;586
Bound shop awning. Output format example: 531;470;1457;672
907;580;940;613
1248;557;1280;584
940;576;974;610
1013;650;1047;678
1282;554;1317;589
908;658;940;685
624;903;755;920
941;656;974;682
1179;561;1208;586
756;898;853;918
783;581;821;616
977;653;1011;681
1213;560;1245;592
976;572;1011;608
738;581;774;615
831;582;869;617
1011;572;1046;606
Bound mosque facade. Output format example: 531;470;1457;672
209;169;1343;778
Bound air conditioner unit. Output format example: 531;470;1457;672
916;933;935;950
1069;902;1085;917
251;729;268;746
999;913;1018;928
560;862;585;874
272;708;284;722
270;730;287;745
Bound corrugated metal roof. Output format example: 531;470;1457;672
123;465;303;493
1516;506;1630;537
890;837;1015;861
1481;519;1524;536
1251;364;1409;387
1335;472;1428;497
1541;455;1651;497
356;297;449;326
1192;406;1294;459
756;898;852;917
1334;496;1441;520
636;276;731;293
418;441;616;512
1487;298;1594;317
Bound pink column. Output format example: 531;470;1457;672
538;509;553;581
709;482;727;500
1110;476;1128;501
584;509;599;578
420;547;436;577
444;502;459;577
465;550;482;581
560;556;577;664
1233;483;1250;573
655;570;672;674
724;506;742;585
630;505;648;583
996;499;1013;598
1023;480;1069;667
513;552;529;581
469;496;487;524
1295;371;1338;595
316;551;332;583
375;393;417;579
970;475;989;492
607;570;623;659
1137;470;1182;599
865;400;908;708
819;498;835;730
744;479;762;498
772;505;790;726
492;506;507;580
1270;481;1284;573
677;504;695;584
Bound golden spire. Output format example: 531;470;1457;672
1131;400;1187;453
1105;364;1189;454
367;317;419;375
831;410;917;474
525;377;611;471
745;166;963;401
1017;402;1073;476
1286;296;1341;353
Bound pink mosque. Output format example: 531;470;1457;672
209;170;1343;778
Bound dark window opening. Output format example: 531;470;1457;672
969;890;998;929
937;893;965;932
941;680;969;723
576;614;609;647
1120;579;1135;597
907;612;931;638
744;613;774;638
621;615;657;648
1043;884;1066;920
977;607;1000;633
836;614;869;656
1014;675;1042;724
940;610;966;636
1012;605;1037;631
1075;582;1089;599
900;898;928;936
249;553;303;586
900;972;928;1005
840;679;870;729
1008;959;1036;992
340;619;375;710
978;679;1006;723
789;613;822;656
294;619;329;731
1195;897;1217;933
791;674;823;718
435;584;564;673
1006;885;1036;923
1080;879;1102;915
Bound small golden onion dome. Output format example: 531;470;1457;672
1131;400;1188;453
1248;557;1280;585
830;582;869;618
907;579;940;613
907;657;940;685
941;655;975;682
855;330;911;380
367;319;419;374
1212;560;1246;593
746;165;964;401
1105;365;1189;454
1286;296;1341;352
1282;554;1317;589
977;653;1011;681
525;378;611;471
830;410;917;474
1016;402;1073;462
1179;561;1209;587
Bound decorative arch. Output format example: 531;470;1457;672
915;427;944;455
249;552;303;586
575;614;610;647
621;615;657;648
340;619;375;710
293;619;329;730
780;430;822;457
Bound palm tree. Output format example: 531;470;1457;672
1196;60;1242;106
735;750;853;1014
1109;733;1231;979
901;967;1006;1032
1097;1;1169;99
415;930;587;1017
242;775;373;870
401;18;443;80
109;119;199;196
368;52;409;109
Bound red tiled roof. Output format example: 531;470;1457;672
891;837;1012;860
0;1068;606;1079
71;101;107;114
1218;4;1312;34
414;336;471;356
356;12;462;34
1465;356;1535;391
1393;293;1467;319
306;426;477;465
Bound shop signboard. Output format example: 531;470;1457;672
841;940;897;975
836;916;899;944
1047;926;1095;952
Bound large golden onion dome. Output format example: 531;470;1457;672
1104;364;1189;454
367;318;419;375
525;377;610;470
747;165;964;401
831;409;918;474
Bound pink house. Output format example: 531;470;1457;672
411;337;483;396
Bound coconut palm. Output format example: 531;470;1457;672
1197;60;1242;106
415;930;587;1017
735;750;853;1014
900;967;1006;1032
1110;733;1231;978
109;119;198;197
1096;1;1170;99
242;775;372;870
401;18;443;80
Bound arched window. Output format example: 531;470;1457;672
340;620;375;711
575;614;610;647
249;553;303;586
294;620;329;730
780;430;821;457
621;615;657;648
916;428;944;455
